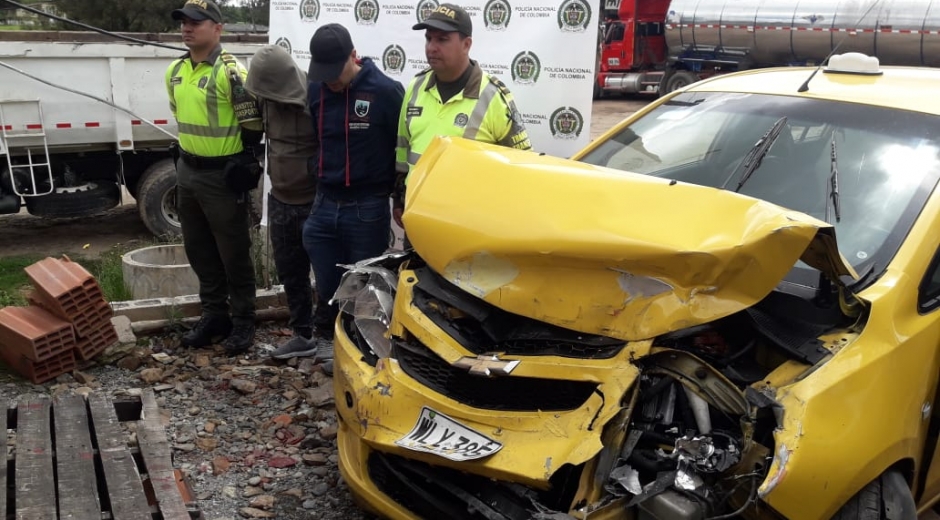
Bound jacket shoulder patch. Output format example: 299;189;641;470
488;76;513;97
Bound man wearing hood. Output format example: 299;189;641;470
244;45;320;359
300;24;405;358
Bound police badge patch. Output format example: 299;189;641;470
454;113;469;128
355;99;371;117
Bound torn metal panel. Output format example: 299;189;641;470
403;136;856;342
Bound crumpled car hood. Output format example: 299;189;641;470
402;136;858;341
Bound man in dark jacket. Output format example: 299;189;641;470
297;23;405;359
244;45;320;359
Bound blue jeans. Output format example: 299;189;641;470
302;192;391;336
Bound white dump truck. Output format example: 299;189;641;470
0;31;263;236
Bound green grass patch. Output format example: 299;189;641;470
81;248;134;303
0;246;137;307
0;256;41;307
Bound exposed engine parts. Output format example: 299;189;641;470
604;345;769;519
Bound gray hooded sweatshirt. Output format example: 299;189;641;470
246;45;318;205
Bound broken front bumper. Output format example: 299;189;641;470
332;270;649;519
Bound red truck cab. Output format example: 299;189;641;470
596;0;670;97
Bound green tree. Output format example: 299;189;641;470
240;0;269;27
54;0;269;33
56;0;183;32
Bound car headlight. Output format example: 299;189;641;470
331;253;406;359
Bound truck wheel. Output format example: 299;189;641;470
593;82;605;100
664;70;698;94
832;470;916;520
24;182;120;218
137;159;181;239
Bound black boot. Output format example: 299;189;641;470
223;319;255;354
181;314;232;348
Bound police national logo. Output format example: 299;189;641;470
355;0;379;24
275;37;292;54
558;0;591;32
382;45;406;75
299;0;320;21
511;51;540;84
484;0;511;31
550;106;584;139
416;0;440;23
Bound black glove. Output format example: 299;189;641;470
224;153;262;194
168;142;181;167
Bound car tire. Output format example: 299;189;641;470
24;181;120;218
664;70;698;94
137;158;181;239
832;470;916;520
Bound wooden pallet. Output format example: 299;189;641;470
5;389;201;520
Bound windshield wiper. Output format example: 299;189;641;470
720;116;789;192
826;133;842;223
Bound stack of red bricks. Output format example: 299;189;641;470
0;256;118;384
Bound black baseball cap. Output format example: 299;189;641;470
413;3;472;37
172;0;222;23
308;23;354;82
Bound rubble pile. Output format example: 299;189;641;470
68;323;372;519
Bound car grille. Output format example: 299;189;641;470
393;339;598;412
367;452;580;520
412;267;626;359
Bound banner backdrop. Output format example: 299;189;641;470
267;0;598;158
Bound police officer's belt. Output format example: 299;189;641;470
179;148;241;170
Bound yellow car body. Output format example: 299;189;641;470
333;60;940;520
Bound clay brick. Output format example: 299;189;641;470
0;347;77;384
67;300;113;339
75;321;119;362
0;306;76;362
25;257;104;322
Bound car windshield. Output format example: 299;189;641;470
579;92;940;288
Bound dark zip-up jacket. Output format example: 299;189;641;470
307;58;405;199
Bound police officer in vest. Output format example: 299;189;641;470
165;0;264;354
392;3;532;227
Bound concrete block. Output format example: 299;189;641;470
111;286;288;323
111;315;137;345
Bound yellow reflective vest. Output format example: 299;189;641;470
395;61;531;180
165;46;254;158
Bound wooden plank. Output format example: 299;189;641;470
53;394;101;520
87;393;151;520
136;390;189;519
0;398;8;520
16;395;56;520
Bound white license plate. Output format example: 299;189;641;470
395;407;503;462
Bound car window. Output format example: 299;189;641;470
920;249;940;313
580;92;940;289
587;103;733;175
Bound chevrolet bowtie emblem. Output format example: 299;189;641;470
453;354;520;377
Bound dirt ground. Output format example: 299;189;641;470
0;98;649;260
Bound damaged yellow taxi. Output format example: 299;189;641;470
331;54;940;519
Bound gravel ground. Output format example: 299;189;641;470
3;321;378;520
